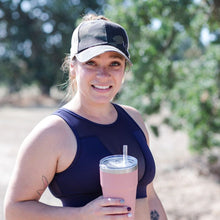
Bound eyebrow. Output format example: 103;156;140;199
110;54;124;60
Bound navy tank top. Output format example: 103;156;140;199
49;103;155;207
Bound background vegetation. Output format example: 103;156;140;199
105;0;220;155
0;0;219;155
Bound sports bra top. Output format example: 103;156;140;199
48;103;156;207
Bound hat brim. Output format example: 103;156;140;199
75;45;131;64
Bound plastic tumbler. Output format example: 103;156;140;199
99;147;138;219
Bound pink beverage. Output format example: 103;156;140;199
100;155;138;219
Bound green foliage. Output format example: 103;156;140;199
0;0;105;94
105;0;220;153
1;0;219;153
166;44;220;152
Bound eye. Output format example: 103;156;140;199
85;60;96;66
110;61;121;66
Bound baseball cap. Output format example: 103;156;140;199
70;19;131;63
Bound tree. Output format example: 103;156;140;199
0;0;105;94
105;0;220;153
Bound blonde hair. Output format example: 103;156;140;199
82;14;109;21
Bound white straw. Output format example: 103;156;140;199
123;145;128;165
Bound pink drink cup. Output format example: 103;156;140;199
100;155;138;219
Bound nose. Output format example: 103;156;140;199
96;66;110;78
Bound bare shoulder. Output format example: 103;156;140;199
14;113;77;182
5;114;76;202
119;104;150;145
22;114;74;154
120;105;143;121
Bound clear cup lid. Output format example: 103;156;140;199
100;155;138;174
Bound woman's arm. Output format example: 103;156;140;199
147;182;167;220
121;105;167;220
4;115;131;220
4;115;81;220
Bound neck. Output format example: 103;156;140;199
64;96;117;124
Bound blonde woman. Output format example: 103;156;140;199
4;14;167;220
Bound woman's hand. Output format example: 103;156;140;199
79;196;132;219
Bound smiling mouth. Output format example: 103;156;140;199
92;85;112;90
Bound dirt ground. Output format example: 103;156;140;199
1;96;220;220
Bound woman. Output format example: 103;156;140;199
4;14;167;220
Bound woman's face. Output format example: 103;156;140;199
71;51;126;105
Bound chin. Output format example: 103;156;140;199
92;97;114;104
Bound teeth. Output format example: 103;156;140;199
93;85;110;89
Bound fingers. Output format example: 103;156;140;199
102;206;131;215
83;196;132;219
99;197;132;217
100;197;125;207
